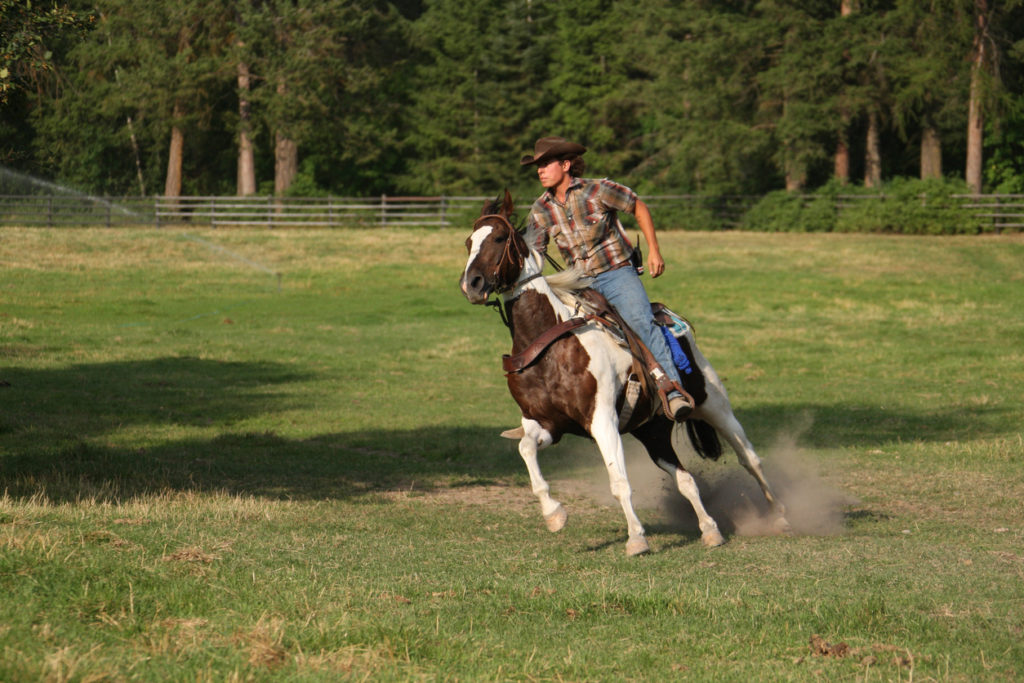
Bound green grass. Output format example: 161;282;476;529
1;226;1022;681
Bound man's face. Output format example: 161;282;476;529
536;158;571;189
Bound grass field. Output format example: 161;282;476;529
1;225;1022;681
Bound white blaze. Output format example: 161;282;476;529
461;225;495;294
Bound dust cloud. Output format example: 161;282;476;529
557;412;856;538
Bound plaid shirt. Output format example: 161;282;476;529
527;177;638;277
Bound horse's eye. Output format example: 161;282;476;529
494;235;507;244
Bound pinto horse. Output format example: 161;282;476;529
460;191;790;555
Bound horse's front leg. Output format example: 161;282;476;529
590;410;650;556
517;418;567;532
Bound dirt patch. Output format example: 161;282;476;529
810;634;850;657
378;483;534;510
162;545;220;564
233;618;288;669
425;484;531;508
800;637;919;670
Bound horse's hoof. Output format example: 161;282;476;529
774;516;794;536
701;528;726;548
501;426;525;439
544;504;567;533
626;537;651;556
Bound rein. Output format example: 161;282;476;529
474;212;537;331
473;212;612;374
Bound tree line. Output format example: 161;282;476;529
2;0;1023;200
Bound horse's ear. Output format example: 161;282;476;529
480;196;497;217
480;190;515;218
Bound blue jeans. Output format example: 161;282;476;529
591;266;682;386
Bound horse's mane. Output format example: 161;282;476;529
544;267;589;293
544;267;597;313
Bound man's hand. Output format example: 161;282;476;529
648;250;666;278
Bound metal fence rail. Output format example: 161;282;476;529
0;194;491;228
0;194;154;227
2;193;1023;231
152;195;488;228
642;194;760;229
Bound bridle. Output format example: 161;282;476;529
471;213;547;331
471;213;534;296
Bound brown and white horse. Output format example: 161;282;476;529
460;191;790;555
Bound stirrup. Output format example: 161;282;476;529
652;367;693;422
666;391;694;422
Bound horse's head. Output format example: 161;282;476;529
460;189;527;304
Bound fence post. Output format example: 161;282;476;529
380;194;387;227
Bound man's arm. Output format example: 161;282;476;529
633;199;665;278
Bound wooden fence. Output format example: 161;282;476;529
1;193;1023;231
954;194;1024;231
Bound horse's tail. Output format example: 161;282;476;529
685;419;722;461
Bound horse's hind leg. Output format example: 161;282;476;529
680;330;791;533
517;419;567;532
699;397;792;535
632;419;725;548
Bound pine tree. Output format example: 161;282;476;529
887;0;972;181
620;1;777;194
96;0;231;196
31;0;233;195
755;1;845;190
237;0;409;195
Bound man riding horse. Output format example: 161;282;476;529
521;136;693;423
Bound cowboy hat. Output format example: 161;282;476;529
520;136;587;166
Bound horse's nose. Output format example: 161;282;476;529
460;270;488;303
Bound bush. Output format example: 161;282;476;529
739;185;837;232
738;190;806;232
647;198;720;231
833;178;978;234
739;177;985;234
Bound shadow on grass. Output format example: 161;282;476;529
732;401;1015;449
0;355;307;433
0;427;524;503
0;356;1013;504
0;356;523;503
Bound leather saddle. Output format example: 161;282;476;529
502;286;699;423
